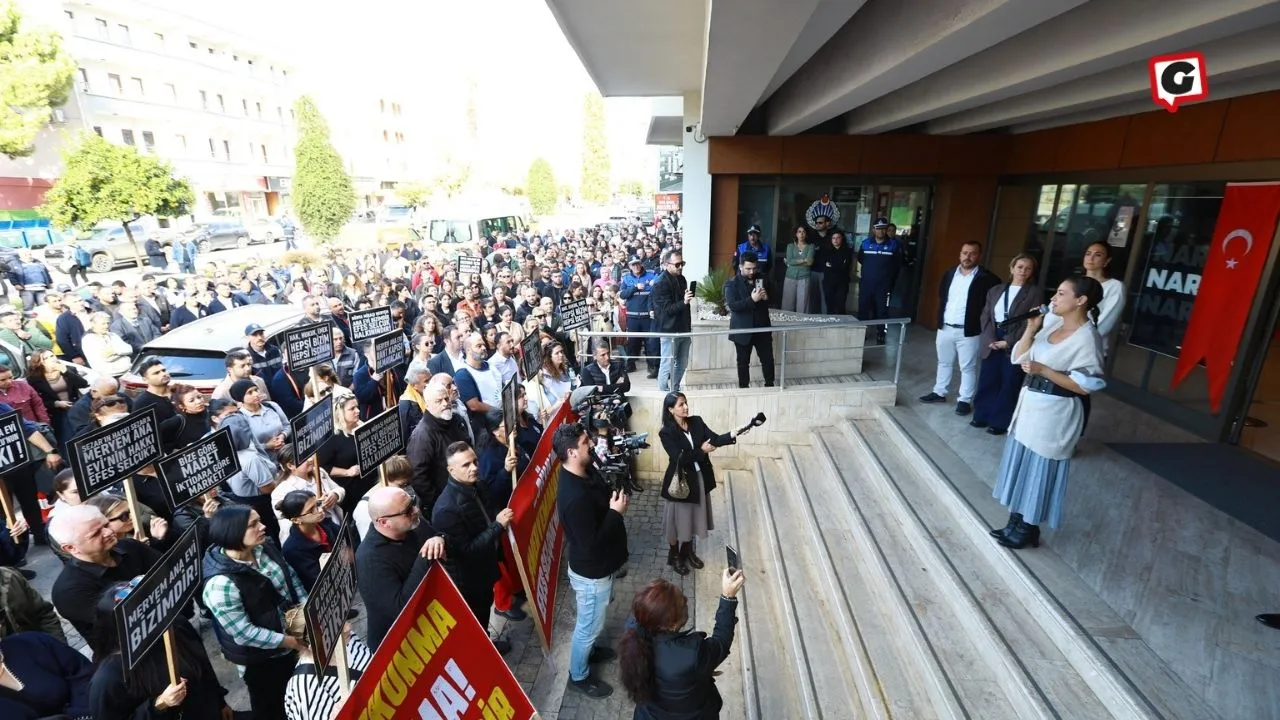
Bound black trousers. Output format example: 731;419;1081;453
625;314;660;371
823;277;850;316
3;462;43;541
461;584;494;635
243;651;297;720
734;334;775;388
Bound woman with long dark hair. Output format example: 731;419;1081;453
991;276;1106;549
971;254;1041;436
88;583;232;720
277;490;343;590
159;382;213;453
782;225;814;312
618;573;745;719
25;349;87;452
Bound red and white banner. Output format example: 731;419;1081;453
1172;182;1280;411
506;403;576;651
334;563;536;720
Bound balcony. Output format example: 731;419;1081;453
79;91;292;137
69;36;289;93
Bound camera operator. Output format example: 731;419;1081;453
580;340;630;396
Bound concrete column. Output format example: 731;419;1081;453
682;90;712;281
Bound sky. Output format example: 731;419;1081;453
168;0;658;192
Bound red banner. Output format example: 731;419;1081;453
1172;182;1280;411
655;193;681;212
334;563;536;720
505;403;575;651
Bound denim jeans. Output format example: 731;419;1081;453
567;568;613;682
658;337;691;392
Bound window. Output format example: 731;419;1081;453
108;73;122;94
92;126;103;137
200;90;208;109
154;32;164;47
380;99;386;113
116;24;130;45
1039;183;1145;289
78;68;90;92
207;47;214;55
382;129;389;142
261;144;269;163
277;106;283;121
64;10;74;20
141;131;155;153
175;134;187;154
242;99;250;116
95;18;109;39
216;94;225;112
189;41;198;50
256;102;262;118
121;129;135;146
165;83;177;103
130;77;144;96
232;54;239;62
208;138;216;158
222;140;231;160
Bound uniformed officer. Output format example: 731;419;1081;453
857;217;905;343
618;257;660;378
734;224;771;276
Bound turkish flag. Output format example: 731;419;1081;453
1171;182;1280;412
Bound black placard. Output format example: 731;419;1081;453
348;306;394;344
291;396;334;464
560;298;590;332
304;517;357;679
353;406;403;473
456;254;483;275
0;411;30;475
156;428;241;511
282;320;335;371
501;375;517;439
68;407;162;500
371;330;406;374
520;332;543;380
115;525;201;672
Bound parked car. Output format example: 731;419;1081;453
119;304;305;396
182;220;251;254
246;218;285;244
43;225;161;273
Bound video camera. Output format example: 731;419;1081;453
576;388;648;493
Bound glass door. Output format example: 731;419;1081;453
884;186;931;320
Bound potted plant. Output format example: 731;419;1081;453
695;267;730;316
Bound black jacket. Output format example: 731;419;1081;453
27;368;88;421
398;398;423;448
109;313;160;354
431;479;504;593
202;541;300;666
427;351;457;377
815;242;854;285
65;392;133;441
407;411;470;513
633;596;739;720
579;358;630;396
723;275;771;346
52;539;160;638
557;466;628;579
356;522;443;651
55;309;86;361
936;265;1001;337
169;305;206;330
281;518;342;590
137;294;171;330
659;417;734;503
650;272;691;334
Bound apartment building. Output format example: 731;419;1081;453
315;90;416;212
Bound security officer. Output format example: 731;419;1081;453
734;224;771;276
857;217;905;344
618;257;660;378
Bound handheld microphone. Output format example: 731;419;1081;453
736;412;767;436
997;305;1049;328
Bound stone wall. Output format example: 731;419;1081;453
684;306;867;383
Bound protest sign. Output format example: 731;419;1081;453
372;330;406;374
500;375;517;439
304;518;358;679
507;402;574;650
283;320;335;370
353;407;403;474
456;254;483;275
0;410;29;475
559;298;590;332
519;332;542;381
292;395;334;465
115;525;201;674
67;407;162;500
333;563;536;720
349;306;394;344
156;428;240;511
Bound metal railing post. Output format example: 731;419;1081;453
779;330;787;391
894;321;906;386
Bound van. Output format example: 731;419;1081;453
416;200;533;249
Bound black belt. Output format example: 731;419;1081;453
1023;374;1082;399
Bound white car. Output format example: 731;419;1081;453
247;219;285;244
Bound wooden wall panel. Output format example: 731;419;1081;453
938;135;1008;175
860;134;942;174
780;136;863;174
1054;116;1130;172
1121;101;1228;168
708;137;784;174
1216;91;1280;162
710;175;740;272
917;176;998;329
1005;129;1059;175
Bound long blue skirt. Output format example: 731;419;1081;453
992;437;1071;529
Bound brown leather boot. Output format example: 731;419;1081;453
685;540;705;570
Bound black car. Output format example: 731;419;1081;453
183;220;251;253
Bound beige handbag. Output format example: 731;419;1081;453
668;452;692;500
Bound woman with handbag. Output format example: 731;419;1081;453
658;392;752;575
971;254;1040;436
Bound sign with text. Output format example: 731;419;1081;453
353;407;403;474
304;517;358;679
291;395;334;465
0;411;30;475
115;525;201;672
519;332;542;381
455;254;483;276
500;376;517;439
559;298;590;332
68;407;162;500
348;306;395;344
655;192;681;212
507;402;575;650
283;320;335;371
156;428;240;511
1149;51;1209;112
333;563;536;720
372;330;407;374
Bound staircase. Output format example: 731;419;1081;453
697;407;1214;719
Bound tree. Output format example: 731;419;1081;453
427;154;472;200
0;1;76;158
395;181;430;207
616;179;645;197
39;133;192;269
526;158;557;216
580;91;610;205
292;96;356;242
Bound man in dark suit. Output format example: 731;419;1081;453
579;341;630;396
723;251;775;389
427;324;465;377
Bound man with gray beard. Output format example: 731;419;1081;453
406;383;470;514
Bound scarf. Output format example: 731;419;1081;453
401;383;426;412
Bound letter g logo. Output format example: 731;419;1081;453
1149;52;1209;112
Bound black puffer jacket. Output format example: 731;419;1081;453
431;479;504;593
406;411;470;513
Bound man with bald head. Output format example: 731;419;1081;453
50;504;161;638
66;375;132;440
355;486;447;649
406;383;470;513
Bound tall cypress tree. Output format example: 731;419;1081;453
580;92;610;205
292;96;355;242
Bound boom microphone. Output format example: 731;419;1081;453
997;305;1049;328
569;384;599;410
735;412;767;436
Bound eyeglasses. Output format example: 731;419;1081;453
669;262;685;268
377;504;417;521
107;510;132;524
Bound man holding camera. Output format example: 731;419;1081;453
724;251;775;388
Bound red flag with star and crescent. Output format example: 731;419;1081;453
1171;182;1280;411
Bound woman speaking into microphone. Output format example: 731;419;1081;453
971;254;1040;436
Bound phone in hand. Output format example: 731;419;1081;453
689;280;698;295
726;545;740;571
755;279;763;290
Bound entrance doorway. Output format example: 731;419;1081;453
1239;332;1280;462
880;186;930;321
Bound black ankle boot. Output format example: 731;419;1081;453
672;544;690;576
667;545;679;567
989;512;1022;539
997;520;1041;550
685;541;704;570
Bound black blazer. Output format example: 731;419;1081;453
659;416;735;503
27;369;88;417
936;265;1001;337
979;282;1041;360
633;596;738;720
427;351;456;377
723;275;771;345
579;359;630;396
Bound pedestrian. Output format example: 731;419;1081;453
619;258;660;378
8;249;53;311
781;225;815;313
49;504;161;638
857;218;905;341
816;230;854;316
722;252;774;388
650;249;692;393
971;254;1040;436
919;241;1001;416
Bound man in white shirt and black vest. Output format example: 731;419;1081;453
920;241;1000;415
